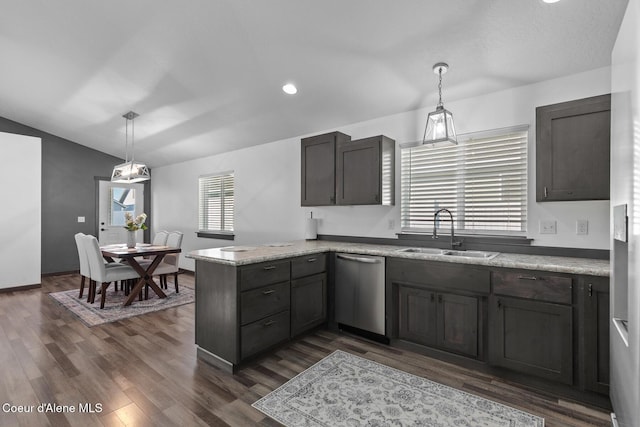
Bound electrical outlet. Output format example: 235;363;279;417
539;220;557;234
388;219;396;230
576;219;588;235
77;216;85;223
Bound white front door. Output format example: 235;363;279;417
98;180;145;245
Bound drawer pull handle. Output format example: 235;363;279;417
263;320;276;327
518;275;538;281
263;266;277;271
262;289;275;295
307;258;317;263
588;284;593;297
497;299;502;310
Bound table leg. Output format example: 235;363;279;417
123;255;167;306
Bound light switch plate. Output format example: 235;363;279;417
539;220;557;234
576;219;588;235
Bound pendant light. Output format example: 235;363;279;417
422;62;457;147
111;111;150;183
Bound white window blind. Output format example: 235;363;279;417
401;126;528;234
198;172;234;233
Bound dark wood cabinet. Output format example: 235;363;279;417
301;131;350;206
291;273;327;336
536;94;610;201
337;135;395;205
290;254;328;336
398;286;478;358
390;258;486;359
437;293;478;357
488;272;574;385
579;276;610;394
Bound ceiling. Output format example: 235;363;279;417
0;0;628;167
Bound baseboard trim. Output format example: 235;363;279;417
0;283;41;293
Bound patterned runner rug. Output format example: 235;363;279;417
49;285;194;327
253;350;544;427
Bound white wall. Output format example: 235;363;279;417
610;0;639;425
153;67;612;270
0;132;41;288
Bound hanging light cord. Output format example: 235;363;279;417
437;67;443;108
124;117;129;163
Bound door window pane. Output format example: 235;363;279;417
110;187;136;226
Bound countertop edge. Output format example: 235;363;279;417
186;241;610;277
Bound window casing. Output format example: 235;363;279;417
401;126;528;235
198;172;234;234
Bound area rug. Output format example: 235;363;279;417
49;285;194;327
253;350;544;427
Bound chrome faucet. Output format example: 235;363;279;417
433;208;462;249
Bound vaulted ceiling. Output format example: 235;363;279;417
0;0;628;167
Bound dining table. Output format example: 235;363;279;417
101;244;182;306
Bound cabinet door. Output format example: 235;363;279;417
337;136;381;205
581;277;610;394
398;286;437;347
301;132;350;206
489;296;573;384
437;293;478;358
536;94;610;201
291;273;327;336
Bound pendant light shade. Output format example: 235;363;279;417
423;62;457;147
111;111;150;183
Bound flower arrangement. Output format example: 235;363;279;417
124;212;148;231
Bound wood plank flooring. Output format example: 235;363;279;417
0;273;612;427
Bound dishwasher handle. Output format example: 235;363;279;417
336;254;382;264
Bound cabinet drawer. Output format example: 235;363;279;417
239;260;291;291
240;281;290;326
491;270;572;304
241;310;290;360
291;253;327;279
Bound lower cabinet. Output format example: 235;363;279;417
291;273;327;336
580;276;610;394
397;288;480;358
488;295;573;385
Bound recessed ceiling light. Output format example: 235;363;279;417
542;0;560;3
282;83;297;95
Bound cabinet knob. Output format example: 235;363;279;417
262;289;275;295
307;258;317;263
588;283;593;297
263;265;276;271
263;320;276;327
497;299;502;310
518;275;538;281
544;186;548;198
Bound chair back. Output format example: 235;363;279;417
74;233;90;277
83;235;107;283
152;230;169;246
163;231;184;267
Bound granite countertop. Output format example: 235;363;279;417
186;240;610;277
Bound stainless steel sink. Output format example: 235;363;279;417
441;250;500;259
396;247;446;255
396;247;499;259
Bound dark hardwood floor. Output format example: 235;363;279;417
0;273;612;427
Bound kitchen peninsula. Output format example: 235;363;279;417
188;240;610;406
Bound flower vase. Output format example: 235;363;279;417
126;230;136;248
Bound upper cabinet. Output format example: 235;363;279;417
337;135;395;206
301;131;350;206
536;94;611;202
301;132;395;206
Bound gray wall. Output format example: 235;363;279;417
0;116;151;275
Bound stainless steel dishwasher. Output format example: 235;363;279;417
335;253;385;336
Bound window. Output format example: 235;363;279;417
109;187;136;226
198;172;234;237
401;126;528;234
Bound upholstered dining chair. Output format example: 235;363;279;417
74;233;90;299
83;235;140;309
153;231;183;293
